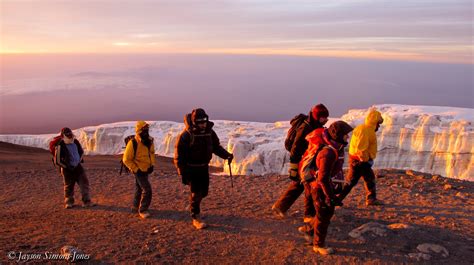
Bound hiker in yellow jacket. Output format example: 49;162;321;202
338;108;384;206
123;121;156;218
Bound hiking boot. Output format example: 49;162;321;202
271;205;286;218
366;199;384;206
83;201;97;208
139;211;151;219
298;224;314;234
192;216;208;230
313;246;335;255
65;203;74;209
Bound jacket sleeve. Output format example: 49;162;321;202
368;130;377;160
211;130;231;159
174;131;190;173
55;144;68;169
123;140;139;173
351;127;370;162
316;148;337;200
150;139;156;166
289;124;309;163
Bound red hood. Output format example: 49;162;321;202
305;128;325;146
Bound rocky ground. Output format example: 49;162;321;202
0;141;473;264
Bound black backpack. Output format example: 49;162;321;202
120;135;138;175
284;114;310;152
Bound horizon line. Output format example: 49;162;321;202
1;50;472;65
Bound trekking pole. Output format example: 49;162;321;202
228;159;234;189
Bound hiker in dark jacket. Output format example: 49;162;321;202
174;108;233;229
272;104;329;222
303;121;353;255
54;127;96;209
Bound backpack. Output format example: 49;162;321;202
49;135;63;170
49;135;62;155
284;114;310;152
120;135;138;175
298;143;328;183
299;143;343;192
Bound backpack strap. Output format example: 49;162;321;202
307;144;338;182
185;129;195;147
132;138;138;158
321;145;339;182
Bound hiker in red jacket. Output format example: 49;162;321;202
299;121;353;255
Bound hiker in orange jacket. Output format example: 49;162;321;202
299;121;353;255
338;108;384;206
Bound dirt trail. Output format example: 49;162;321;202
0;142;473;264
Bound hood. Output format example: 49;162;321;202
365;109;383;127
191;108;209;124
307;111;323;128
135;120;149;133
328;120;353;143
184;113;214;132
305;128;325;146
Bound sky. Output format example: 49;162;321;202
1;0;472;63
0;1;472;133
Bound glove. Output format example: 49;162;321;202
332;197;344;207
288;163;299;181
367;159;374;167
310;180;318;190
325;197;343;207
227;153;234;164
181;175;190;185
178;167;190;185
147;166;154;174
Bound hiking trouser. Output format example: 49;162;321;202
61;164;90;204
133;171;152;212
339;158;377;202
304;182;335;247
312;203;335;247
189;165;210;219
273;179;316;218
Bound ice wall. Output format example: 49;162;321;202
1;105;472;180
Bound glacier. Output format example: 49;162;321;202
0;104;472;181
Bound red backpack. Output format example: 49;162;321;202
49;135;63;170
298;128;343;192
49;135;62;155
298;128;326;182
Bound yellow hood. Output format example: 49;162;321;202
135;120;149;133
365;109;383;127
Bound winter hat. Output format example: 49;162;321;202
135;120;149;133
311;104;329;120
328;121;353;143
60;127;73;137
191;108;209;124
